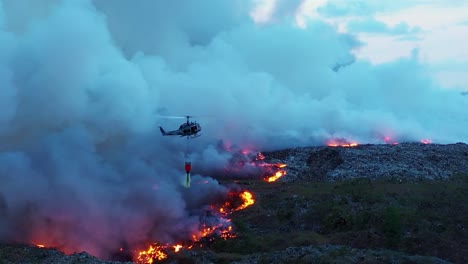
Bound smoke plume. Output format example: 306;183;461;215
0;0;466;259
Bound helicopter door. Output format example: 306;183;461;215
190;125;197;133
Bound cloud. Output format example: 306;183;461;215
0;0;467;260
317;1;410;17
347;18;420;35
250;0;303;24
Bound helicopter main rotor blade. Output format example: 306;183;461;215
157;116;187;119
157;115;205;119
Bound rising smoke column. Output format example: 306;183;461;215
0;0;229;259
0;0;467;259
95;0;468;148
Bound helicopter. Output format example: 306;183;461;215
159;115;202;139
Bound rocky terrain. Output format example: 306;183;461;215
265;142;468;182
0;244;132;264
0;242;452;264
1;142;467;263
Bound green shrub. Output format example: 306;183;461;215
211;234;264;254
276;208;294;222
382;206;402;248
324;206;354;232
232;219;249;233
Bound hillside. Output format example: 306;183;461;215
1;142;467;263
264;142;468;182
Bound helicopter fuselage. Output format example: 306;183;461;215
159;121;201;138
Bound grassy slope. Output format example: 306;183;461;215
210;175;468;263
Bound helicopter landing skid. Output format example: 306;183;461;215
188;134;201;139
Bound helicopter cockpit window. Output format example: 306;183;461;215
191;126;197;133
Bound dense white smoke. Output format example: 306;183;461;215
0;0;466;259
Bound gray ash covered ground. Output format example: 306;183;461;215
264;142;468;182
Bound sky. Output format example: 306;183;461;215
0;0;467;259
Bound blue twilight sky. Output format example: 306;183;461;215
255;0;468;90
0;0;467;258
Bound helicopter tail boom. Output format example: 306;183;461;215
159;126;181;136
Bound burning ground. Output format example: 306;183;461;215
0;140;288;263
1;142;467;263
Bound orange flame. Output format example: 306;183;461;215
420;139;432;144
219;191;256;213
326;138;358;147
383;136;399;145
138;244;168;263
237;191;255;210
137;243;186;263
265;169;287;182
36;244;45;248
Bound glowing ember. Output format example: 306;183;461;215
191;219;236;242
326;138;358;147
173;244;183;252
220;225;235;239
36;244;45;248
420;139;432;144
255;152;265;160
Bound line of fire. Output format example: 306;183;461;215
133;140;288;263
326;137;433;147
32;125;433;263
